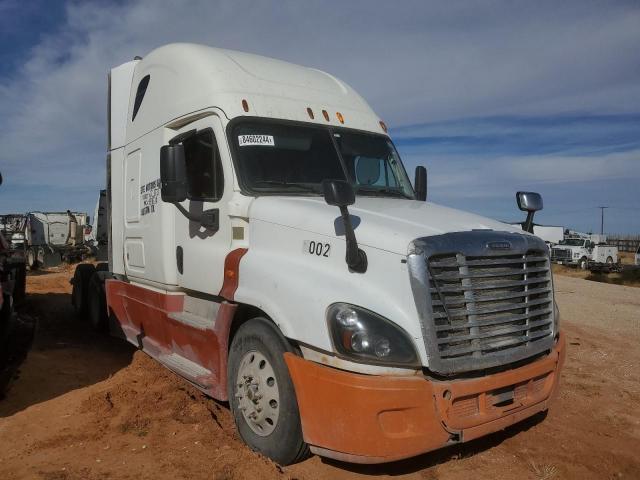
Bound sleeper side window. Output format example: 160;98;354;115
183;129;224;201
132;75;150;121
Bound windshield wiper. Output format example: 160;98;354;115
253;180;320;193
356;187;410;199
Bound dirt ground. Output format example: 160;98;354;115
0;267;639;479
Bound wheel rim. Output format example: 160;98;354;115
235;350;280;437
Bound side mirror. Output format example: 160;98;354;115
414;166;427;201
516;191;543;234
516;191;543;212
160;144;187;203
323;179;355;207
322;180;366;273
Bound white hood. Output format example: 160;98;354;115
248;196;525;255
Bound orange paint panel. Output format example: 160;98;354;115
105;279;236;401
285;332;566;464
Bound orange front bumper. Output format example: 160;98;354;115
285;332;566;464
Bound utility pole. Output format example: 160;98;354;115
598;206;609;235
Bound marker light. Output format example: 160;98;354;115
242;99;249;112
322;110;330;121
327;303;419;367
307;107;314;119
379;120;388;133
336;112;345;124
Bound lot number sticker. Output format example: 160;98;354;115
238;134;274;147
303;240;331;258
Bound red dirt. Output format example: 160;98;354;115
0;268;639;479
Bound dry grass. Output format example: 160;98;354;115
528;461;559;480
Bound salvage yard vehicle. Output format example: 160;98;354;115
72;44;565;465
24;211;90;269
0;172;28;391
551;235;618;270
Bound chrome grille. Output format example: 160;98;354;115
551;248;571;261
428;251;553;361
408;231;556;374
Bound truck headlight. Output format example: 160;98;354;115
327;303;419;367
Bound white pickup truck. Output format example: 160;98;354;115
551;237;618;269
72;43;565;465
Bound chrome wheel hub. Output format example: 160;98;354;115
235;350;279;436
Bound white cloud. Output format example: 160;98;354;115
0;0;639;231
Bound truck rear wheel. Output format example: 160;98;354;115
88;274;108;331
71;264;96;317
27;248;38;271
227;318;309;465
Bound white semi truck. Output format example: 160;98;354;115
72;44;565;465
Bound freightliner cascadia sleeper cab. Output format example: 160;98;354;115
72;44;565;465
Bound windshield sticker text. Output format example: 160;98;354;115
238;134;275;147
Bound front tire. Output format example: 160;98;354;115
606;256;613;265
227;318;309;465
579;257;588;270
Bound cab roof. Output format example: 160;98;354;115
123;43;386;143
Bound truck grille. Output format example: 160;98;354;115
551;248;571;261
428;251;553;363
408;231;556;374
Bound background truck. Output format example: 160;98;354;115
0;173;29;394
72;43;565;465
87;190;109;261
551;234;618;269
23;211;90;269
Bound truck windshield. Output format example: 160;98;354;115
231;120;414;198
559;239;585;246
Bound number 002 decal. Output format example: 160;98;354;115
303;240;331;258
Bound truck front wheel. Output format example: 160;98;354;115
579;257;588;270
606;256;613;265
227;318;309;465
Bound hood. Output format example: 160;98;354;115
248;196;525;255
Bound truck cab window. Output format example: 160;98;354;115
132;75;150;121
183;129;224;201
334;131;413;198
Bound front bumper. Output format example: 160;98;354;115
285;331;566;464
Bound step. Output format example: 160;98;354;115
167;311;213;330
159;353;216;388
167;295;220;330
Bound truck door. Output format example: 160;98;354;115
172;115;232;295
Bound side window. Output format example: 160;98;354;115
132;75;150;121
183;129;224;201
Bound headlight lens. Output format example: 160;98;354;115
327;303;420;367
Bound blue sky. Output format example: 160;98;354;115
0;0;639;233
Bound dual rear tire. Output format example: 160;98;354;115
71;263;107;331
